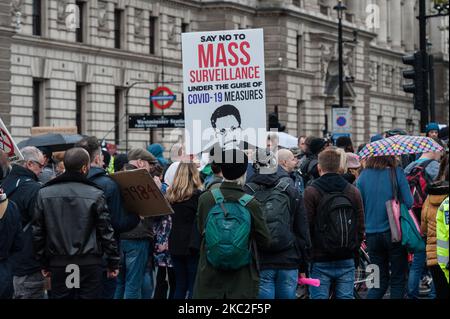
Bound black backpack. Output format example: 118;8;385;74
245;177;295;252
300;156;318;187
312;184;358;254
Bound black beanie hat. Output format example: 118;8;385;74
309;138;327;155
215;149;248;180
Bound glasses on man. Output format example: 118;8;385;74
30;160;45;169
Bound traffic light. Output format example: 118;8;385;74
402;51;427;111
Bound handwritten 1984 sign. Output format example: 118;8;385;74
110;169;173;217
182;29;267;155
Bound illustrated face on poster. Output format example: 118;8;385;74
182;29;267;157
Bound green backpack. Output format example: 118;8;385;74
204;189;253;270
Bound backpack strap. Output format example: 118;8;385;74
211;188;225;204
390;168;399;201
419;159;435;182
244;183;258;195
275;177;291;192
238;194;254;207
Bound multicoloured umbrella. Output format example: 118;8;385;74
358;135;444;159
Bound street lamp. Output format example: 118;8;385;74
333;1;346;108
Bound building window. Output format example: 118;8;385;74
114;88;124;145
76;84;86;134
32;0;42;36
319;5;329;15
392;117;398;129
114;9;123;49
75;1;85;43
297;100;305;136
296;35;303;69
32;79;44;126
149;16;157;54
377;64;382;91
345;13;353;23
377;115;382;133
391;67;396;93
181;22;189;33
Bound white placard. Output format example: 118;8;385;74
182;29;267;156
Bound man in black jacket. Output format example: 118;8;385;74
244;149;311;299
1;146;44;299
32;147;119;299
76;137;140;298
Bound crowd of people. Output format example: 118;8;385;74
0;121;448;300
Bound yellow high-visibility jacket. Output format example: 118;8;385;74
436;196;449;283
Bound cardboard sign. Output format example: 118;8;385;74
182;29;267;155
31;126;78;136
0;118;23;161
110;168;173;217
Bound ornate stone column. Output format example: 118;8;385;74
403;0;416;51
389;0;402;50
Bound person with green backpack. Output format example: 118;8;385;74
193;149;271;299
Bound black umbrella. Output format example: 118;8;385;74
17;133;84;152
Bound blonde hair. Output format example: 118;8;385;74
334;147;348;174
166;163;203;203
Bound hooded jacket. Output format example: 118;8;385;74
32;171;119;270
421;181;449;267
244;166;311;272
147;144;169;168
1;164;41;276
404;158;440;182
304;173;365;262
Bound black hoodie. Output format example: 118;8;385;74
304;173;365;262
245;167;311;272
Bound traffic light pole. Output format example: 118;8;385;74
429;54;436;122
418;0;429;133
337;10;344;109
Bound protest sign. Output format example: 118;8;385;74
110;168;173;217
182;29;267;156
31;126;78;136
0;118;23;161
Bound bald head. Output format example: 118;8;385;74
278;149;297;173
64;147;90;174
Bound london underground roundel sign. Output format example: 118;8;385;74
150;86;177;110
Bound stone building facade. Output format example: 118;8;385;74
0;0;13;126
3;0;449;149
